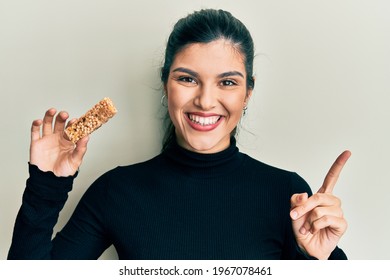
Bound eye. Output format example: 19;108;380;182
177;76;197;84
220;79;237;87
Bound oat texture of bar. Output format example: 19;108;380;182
65;97;117;143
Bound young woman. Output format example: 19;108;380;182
8;9;350;260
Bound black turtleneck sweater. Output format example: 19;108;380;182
8;138;347;260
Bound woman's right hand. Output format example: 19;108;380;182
30;108;89;177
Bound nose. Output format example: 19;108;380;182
194;84;217;111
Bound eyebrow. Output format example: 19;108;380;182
172;67;199;78
172;67;244;79
218;71;244;79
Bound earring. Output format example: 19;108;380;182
161;94;168;107
243;106;248;116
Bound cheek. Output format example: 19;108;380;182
167;86;189;120
167;91;182;113
167;83;194;109
224;94;247;117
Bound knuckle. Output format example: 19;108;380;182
310;208;322;220
311;193;321;203
321;215;331;225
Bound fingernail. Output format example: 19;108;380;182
290;211;298;220
299;226;307;235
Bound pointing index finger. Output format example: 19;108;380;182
318;150;351;194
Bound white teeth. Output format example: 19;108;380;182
188;114;220;126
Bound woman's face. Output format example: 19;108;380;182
166;39;252;154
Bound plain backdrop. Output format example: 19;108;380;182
0;0;389;260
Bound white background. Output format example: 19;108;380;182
0;0;389;260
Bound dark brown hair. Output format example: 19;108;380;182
160;9;255;150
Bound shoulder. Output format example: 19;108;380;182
117;153;168;175
98;153;164;182
79;154;164;200
241;153;289;173
240;153;312;195
240;153;294;178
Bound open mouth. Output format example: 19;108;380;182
187;113;222;126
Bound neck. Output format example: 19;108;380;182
162;136;243;178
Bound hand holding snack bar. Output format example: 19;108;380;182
30;98;117;177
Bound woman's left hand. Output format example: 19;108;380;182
290;150;351;260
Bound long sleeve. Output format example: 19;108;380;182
49;172;112;259
8;164;112;260
8;164;75;259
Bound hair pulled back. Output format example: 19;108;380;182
161;9;255;150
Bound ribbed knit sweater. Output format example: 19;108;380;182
8;138;347;260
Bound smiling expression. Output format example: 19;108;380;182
165;39;252;154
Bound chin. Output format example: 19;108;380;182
185;135;229;154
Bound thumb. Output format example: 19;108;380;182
72;135;89;164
